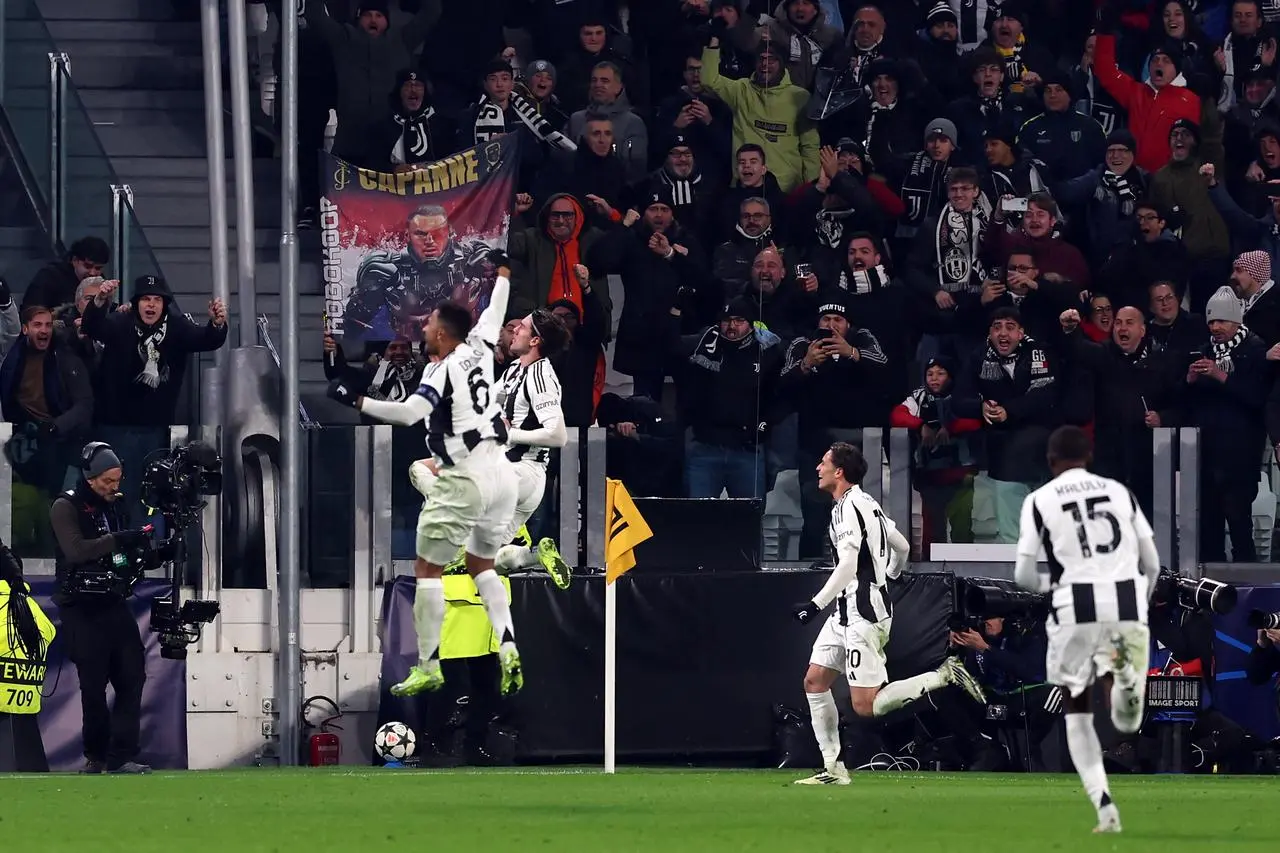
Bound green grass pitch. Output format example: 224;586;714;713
1;768;1277;851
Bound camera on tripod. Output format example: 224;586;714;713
140;441;224;660
1154;568;1238;615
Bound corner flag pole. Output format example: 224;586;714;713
605;573;618;774
603;479;652;775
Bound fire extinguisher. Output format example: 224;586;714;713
302;696;343;766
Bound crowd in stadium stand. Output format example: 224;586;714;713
279;0;1280;562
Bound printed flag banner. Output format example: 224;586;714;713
319;134;520;345
605;479;653;584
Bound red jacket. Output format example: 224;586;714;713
1094;34;1201;173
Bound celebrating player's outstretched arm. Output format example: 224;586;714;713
326;249;525;700
792;443;985;787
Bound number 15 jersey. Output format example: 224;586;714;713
413;280;508;469
1017;467;1153;625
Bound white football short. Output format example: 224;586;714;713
810;614;891;688
1045;619;1150;699
413;442;517;562
502;458;547;541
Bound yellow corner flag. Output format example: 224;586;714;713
605;478;653;584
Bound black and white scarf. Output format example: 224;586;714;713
656;167;703;206
815;206;858;249
848;40;882;85
1116;335;1152;366
900;152;947;229
996;38;1026;88
1100;168;1143;216
369;357;425;403
835;263;890;295
474;90;576;152
391;106;437;166
136;318;169;388
864;100;896;166
935;203;988;291
979;93;1003;119
980;337;1023;381
1211;324;1250;363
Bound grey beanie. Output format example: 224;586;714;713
526;60;557;84
924;118;959;147
1205;286;1244;325
84;443;122;478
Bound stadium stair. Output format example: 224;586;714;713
12;0;330;398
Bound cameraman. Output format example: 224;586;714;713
51;442;155;775
918;616;1060;770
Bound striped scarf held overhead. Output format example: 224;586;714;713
473;90;577;152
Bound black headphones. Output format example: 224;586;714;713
80;441;115;473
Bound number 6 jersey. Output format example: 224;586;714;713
1016;468;1156;625
413;278;508;468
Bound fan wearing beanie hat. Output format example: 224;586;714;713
314;0;440;161
1185;287;1269;577
1016;67;1107;181
1229;250;1280;345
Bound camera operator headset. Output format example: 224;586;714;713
49;441;156;774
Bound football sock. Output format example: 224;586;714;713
495;544;537;573
805;691;841;766
412;578;445;670
474;569;517;647
872;671;946;716
1065;712;1112;812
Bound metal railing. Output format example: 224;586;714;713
1;0;162;286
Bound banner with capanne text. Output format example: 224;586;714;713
319;134;520;345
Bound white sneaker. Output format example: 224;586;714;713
939;657;987;705
794;761;850;785
1093;804;1122;834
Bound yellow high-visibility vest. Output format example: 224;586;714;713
0;580;56;714
439;574;511;660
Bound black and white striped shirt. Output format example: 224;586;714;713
414;296;507;468
1017;468;1155;626
499;357;562;466
828;486;899;625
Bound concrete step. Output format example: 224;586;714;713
43;20;201;43
94;125;209;158
130;193;280;228
145;225;283;250
77;89;207;111
157;259;323;298
105;157;281;184
35;0;187;21
0;226;47;252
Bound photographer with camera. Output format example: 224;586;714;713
50;442;158;775
927;613;1061;770
1247;617;1280;720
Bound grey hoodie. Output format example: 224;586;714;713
566;93;650;184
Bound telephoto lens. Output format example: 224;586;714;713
1247;610;1280;630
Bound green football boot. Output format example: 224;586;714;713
390;664;445;697
442;546;468;575
537;538;572;590
498;646;524;696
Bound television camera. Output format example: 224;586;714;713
949;577;1049;634
138;441;224;659
1153;568;1237;615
